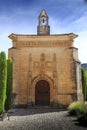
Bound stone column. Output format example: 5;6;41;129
75;60;83;101
27;53;32;106
53;53;58;107
11;47;19;106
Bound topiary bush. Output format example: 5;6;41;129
81;67;87;101
0;52;7;114
68;101;86;116
5;58;13;112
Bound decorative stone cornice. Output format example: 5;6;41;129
69;47;78;50
13;41;73;48
8;33;78;48
8;33;18;41
74;59;81;64
8;33;78;42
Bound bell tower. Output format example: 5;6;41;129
37;9;50;35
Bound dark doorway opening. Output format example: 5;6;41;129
35;80;50;105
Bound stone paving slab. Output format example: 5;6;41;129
0;108;87;130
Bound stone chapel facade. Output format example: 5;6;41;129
8;10;83;108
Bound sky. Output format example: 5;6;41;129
0;0;87;63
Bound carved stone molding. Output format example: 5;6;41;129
31;74;54;103
53;53;57;78
14;41;72;48
29;53;32;76
31;74;54;88
39;53;46;74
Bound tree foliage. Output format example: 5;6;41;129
5;58;13;111
0;52;7;113
81;67;87;100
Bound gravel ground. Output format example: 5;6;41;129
0;108;87;130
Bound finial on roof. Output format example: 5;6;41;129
39;9;48;18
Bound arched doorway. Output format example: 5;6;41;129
35;80;50;105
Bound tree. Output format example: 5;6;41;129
85;70;87;100
5;58;13;111
81;67;87;100
0;52;7;113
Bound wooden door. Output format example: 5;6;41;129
35;80;50;105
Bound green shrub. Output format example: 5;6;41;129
68;101;86;116
77;106;87;126
0;52;7;114
5;58;13;111
81;68;87;100
68;101;87;126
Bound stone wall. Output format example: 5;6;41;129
8;33;83;108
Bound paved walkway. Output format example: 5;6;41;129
0;108;87;130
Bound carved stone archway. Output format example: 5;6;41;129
31;74;54;105
35;80;50;105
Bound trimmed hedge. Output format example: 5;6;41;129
0;52;7;113
5;58;13;111
81;67;87;100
